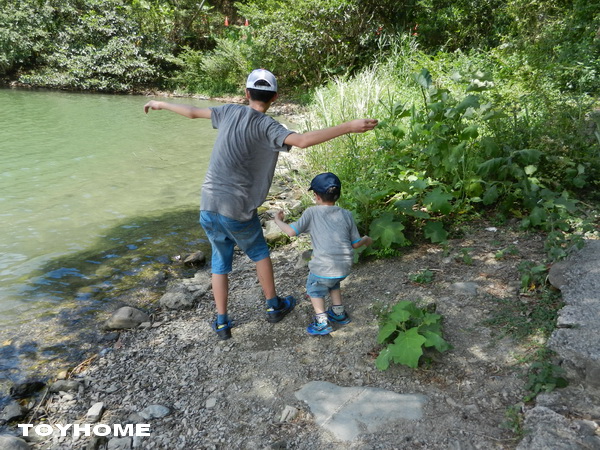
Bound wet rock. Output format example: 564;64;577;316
183;251;206;266
49;380;80;393
0;435;30;449
1;401;27;423
9;381;45;399
105;307;150;330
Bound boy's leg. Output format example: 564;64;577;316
212;273;229;315
200;211;235;339
255;256;296;323
255;257;276;300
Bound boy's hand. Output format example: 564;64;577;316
347;119;378;133
363;236;374;246
275;210;285;222
143;100;162;114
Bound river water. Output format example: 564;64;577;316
0;89;222;399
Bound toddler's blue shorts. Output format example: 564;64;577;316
306;272;345;298
200;210;270;274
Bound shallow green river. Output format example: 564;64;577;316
0;89;222;398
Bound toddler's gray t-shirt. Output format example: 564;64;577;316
201;104;293;221
290;205;361;278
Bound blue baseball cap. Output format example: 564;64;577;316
309;172;341;194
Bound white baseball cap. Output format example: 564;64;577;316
246;69;278;92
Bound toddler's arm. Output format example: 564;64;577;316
273;210;297;237
352;235;373;249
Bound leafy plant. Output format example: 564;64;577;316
523;360;568;402
457;248;474;265
409;269;434;284
518;261;548;292
376;300;451;370
495;244;519;260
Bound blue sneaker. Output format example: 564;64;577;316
266;295;297;323
327;308;351;325
306;320;333;336
212;319;234;340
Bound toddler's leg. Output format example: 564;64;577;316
327;288;351;325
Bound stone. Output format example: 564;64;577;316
139;405;170;420
548;259;569;289
0;435;31;449
295;381;427;441
263;220;289;245
87;402;105;423
516;406;588;450
105;307;150;330
49;380;80;393
183;251;206;266
9;381;45;399
1;401;27;422
450;282;479;296
107;437;132;450
279;405;298;423
159;290;195;310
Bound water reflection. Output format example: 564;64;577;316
0;206;210;405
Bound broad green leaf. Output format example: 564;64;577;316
421;330;452;352
524;165;537;175
422;313;442;325
375;347;391;371
389;328;427;368
528;206;547;227
392;300;422;317
424;221;448;243
414;68;432;90
390;309;412;324
423;188;453;214
514;149;542;165
377;322;398;344
455;95;480;113
394;198;431;219
370;212;407;248
553;196;578;213
460;125;479;140
410;179;429;192
482;185;499;205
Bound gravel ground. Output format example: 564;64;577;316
20;218;551;450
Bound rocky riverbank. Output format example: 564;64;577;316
1;106;599;450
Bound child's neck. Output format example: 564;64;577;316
248;100;271;114
316;200;336;206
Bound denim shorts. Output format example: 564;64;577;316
306;272;345;298
200;210;270;275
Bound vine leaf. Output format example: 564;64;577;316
370;212;408;248
389;328;427;369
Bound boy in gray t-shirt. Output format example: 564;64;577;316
144;71;378;340
274;172;373;335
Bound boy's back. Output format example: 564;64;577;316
203;104;293;222
291;205;360;278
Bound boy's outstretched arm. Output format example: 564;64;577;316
273;211;297;237
352;235;373;249
143;100;212;119
284;119;378;149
